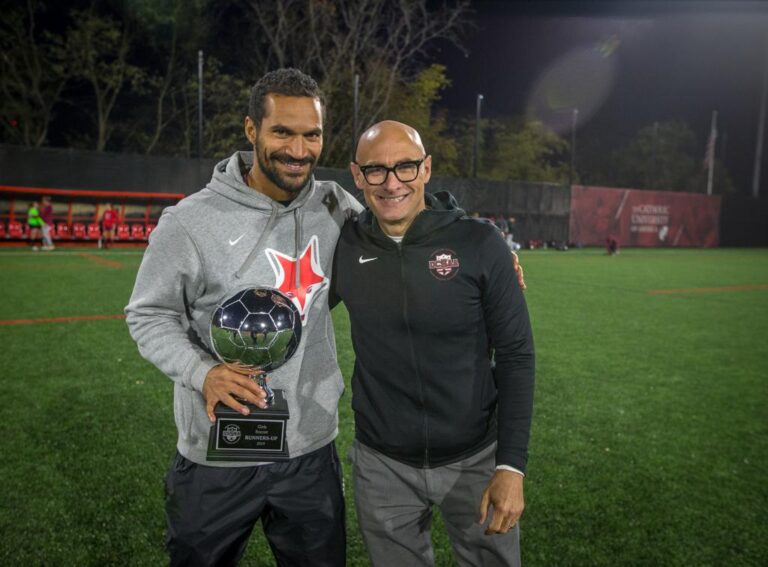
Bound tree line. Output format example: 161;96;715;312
0;0;733;192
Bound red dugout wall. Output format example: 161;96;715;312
569;186;722;247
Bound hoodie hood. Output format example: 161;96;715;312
357;190;466;244
206;151;317;212
206;151;315;283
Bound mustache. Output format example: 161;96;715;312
271;153;315;166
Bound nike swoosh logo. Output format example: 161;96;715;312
229;233;246;246
359;256;378;264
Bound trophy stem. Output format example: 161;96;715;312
254;372;275;407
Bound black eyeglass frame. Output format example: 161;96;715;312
353;158;427;185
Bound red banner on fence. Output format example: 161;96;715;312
569;186;721;247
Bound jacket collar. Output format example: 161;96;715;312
358;191;465;244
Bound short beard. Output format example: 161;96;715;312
256;147;316;195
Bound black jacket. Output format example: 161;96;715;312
331;192;535;472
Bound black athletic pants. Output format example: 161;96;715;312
164;442;346;566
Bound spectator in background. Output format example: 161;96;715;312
606;234;619;255
506;216;521;252
495;214;509;234
40;196;55;251
27;201;43;251
100;203;118;249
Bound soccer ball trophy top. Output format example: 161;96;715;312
207;287;302;461
210;287;302;404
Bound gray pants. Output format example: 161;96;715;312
351;440;520;567
42;224;53;247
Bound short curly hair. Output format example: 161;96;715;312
248;68;325;127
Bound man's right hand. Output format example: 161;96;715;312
511;251;526;291
202;364;268;423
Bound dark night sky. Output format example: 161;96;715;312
432;0;768;193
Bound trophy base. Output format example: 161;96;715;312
207;390;290;462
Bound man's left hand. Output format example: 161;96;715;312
511;252;526;290
478;469;525;535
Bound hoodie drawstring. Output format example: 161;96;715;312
294;208;302;289
233;205;304;287
234;204;280;280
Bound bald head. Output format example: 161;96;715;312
355;121;425;164
350;120;432;237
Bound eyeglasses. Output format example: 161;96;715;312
354;158;425;185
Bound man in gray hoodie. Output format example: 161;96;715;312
125;68;362;566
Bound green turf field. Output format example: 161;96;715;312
1;247;766;566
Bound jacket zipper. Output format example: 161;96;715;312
398;245;430;467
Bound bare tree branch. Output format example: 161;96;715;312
0;0;70;147
233;0;471;166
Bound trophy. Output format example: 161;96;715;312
207;287;302;462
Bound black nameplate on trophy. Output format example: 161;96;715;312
207;390;290;462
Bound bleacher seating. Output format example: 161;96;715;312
0;221;160;243
8;221;24;239
87;223;101;240
57;223;71;240
130;224;145;240
117;224;130;240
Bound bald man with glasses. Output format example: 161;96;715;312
331;121;535;567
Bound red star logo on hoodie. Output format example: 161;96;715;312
265;235;327;323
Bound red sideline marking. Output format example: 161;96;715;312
0;241;146;248
0;314;126;326
649;284;768;295
78;252;123;268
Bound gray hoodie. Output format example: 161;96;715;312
125;151;363;466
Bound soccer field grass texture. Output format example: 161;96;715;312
0;248;766;566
